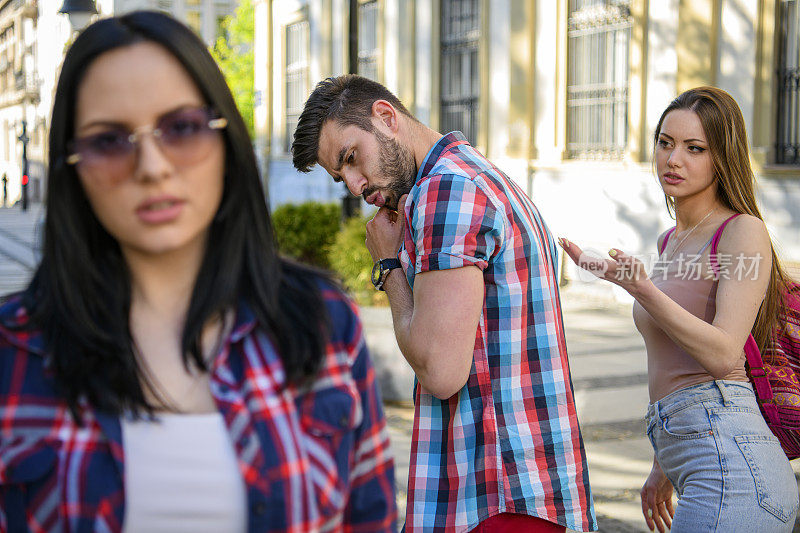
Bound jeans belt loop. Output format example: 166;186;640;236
654;400;663;429
715;380;731;406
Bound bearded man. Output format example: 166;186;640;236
292;75;596;533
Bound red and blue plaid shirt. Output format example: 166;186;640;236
0;284;396;532
398;132;596;532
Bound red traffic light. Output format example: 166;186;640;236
21;174;28;185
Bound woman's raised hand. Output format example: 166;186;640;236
558;237;652;296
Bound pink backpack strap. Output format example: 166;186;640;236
744;335;777;409
709;213;780;424
659;227;676;255
709;214;741;275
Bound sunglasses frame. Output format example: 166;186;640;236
65;107;228;167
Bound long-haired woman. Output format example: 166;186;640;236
0;12;396;532
561;87;798;532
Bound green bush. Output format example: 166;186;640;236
272;202;341;269
327;216;388;307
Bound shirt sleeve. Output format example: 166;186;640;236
409;173;505;274
338;301;397;532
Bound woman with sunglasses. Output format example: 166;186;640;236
560;87;797;532
0;11;396;532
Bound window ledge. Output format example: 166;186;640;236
758;164;800;180
529;158;651;173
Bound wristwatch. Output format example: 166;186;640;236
371;258;402;291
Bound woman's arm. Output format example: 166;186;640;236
640;455;674;533
561;215;772;377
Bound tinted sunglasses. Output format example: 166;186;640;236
66;107;227;180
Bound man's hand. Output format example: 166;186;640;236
366;194;409;261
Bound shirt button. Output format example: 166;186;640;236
253;502;267;515
339;416;349;427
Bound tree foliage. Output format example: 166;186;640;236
211;0;255;138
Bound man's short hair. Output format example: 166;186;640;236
291;74;415;172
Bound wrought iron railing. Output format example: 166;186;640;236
13;69;38;94
567;0;631;159
357;0;379;81
285;20;309;153
440;0;480;145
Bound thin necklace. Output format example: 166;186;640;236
665;208;716;261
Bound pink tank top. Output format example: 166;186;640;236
632;226;749;401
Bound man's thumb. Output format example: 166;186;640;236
397;194;409;231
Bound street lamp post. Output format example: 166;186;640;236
58;0;98;33
17;120;28;211
341;0;361;220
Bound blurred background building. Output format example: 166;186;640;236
0;0;797;300
254;0;800;298
0;0;53;208
0;0;237;208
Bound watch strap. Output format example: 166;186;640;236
371;257;402;291
379;258;401;271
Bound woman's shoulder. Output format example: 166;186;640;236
315;277;364;350
0;294;50;395
724;212;765;230
0;292;39;346
656;227;674;252
282;259;359;318
716;212;770;253
280;259;363;345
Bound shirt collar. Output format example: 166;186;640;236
229;299;257;343
415;131;469;183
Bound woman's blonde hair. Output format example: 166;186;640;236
653;86;791;352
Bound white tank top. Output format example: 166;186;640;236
121;412;247;533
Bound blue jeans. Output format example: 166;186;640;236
646;380;798;532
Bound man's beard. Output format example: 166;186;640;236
363;130;417;211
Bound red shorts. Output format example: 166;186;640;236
470;513;566;533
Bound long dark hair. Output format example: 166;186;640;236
21;11;329;420
653;86;791;352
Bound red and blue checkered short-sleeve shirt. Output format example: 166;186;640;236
398;132;596;532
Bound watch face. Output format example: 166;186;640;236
371;259;384;288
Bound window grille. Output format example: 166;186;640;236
358;0;379;81
440;0;480;145
777;0;800;164
567;0;631;159
285;20;309;153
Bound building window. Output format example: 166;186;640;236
285;20;309;152
566;0;631;159
358;0;379;80
440;0;480;145
777;0;800;165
